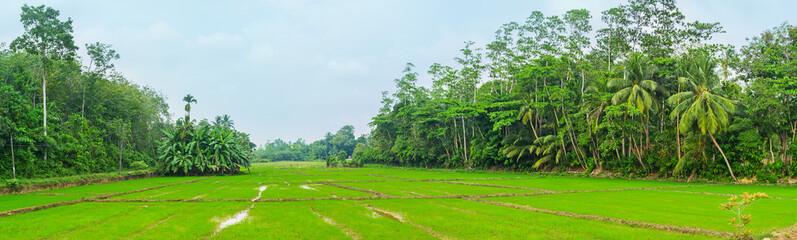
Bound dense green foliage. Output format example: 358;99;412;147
0;5;168;179
357;0;797;182
253;125;365;162
157;98;254;175
0;4;255;179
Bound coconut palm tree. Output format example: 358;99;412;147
668;53;738;182
530;134;565;169
518;93;539;139
504;133;564;169
608;52;659;114
607;52;659;147
213;114;234;129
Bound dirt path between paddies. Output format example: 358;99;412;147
441;181;554;192
0;176;213;217
86;183;722;203
465;198;733;238
650;189;797;200
322;182;388;197
0;172;157;195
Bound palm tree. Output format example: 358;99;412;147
530;134;565;169
608;53;659;113
668;53;738;182
182;94;197;121
504;133;564;169
213;114;234;129
607;52;659;147
503;133;535;166
518;93;539;139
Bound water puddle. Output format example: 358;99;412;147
300;185;317;191
212;185;268;236
252;185;268;202
216;207;251;232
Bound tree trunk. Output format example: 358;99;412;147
11;134;15;180
43;63;47;136
630;135;648;173
580;69;586;97
461;116;469;169
676;115;681;166
452;118;459;156
676;81;682;165
611;135;621;159
770;138;776;164
42;64;48;162
709;132;738;182
119;125;125;175
81;89;86;118
643;115;650;149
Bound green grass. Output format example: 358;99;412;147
306;200;437;239
362;198;719;239
212;202;351;239
112;183;242;200
658;184;797;199
0;194;87;212
254;161;326;168
1;164;794;239
106;176;206;185
0;202;248;239
34;183;164;195
337;181;537;196
459;177;695;191
258;184;372;199
489;190;797;234
373;172;533;180
1;169;153;189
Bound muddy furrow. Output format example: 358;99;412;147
0;176;214;217
323;182;387;197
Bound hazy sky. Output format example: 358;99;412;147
1;0;795;145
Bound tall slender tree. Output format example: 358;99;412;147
183;94;197;122
10;4;78;137
608;52;659;148
669;53;738;182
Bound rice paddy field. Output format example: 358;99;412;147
1;162;796;239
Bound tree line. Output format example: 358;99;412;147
354;0;797;182
254;125;366;162
0;4;254;179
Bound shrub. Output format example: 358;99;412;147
4;179;24;190
756;170;778;184
130;161;149;170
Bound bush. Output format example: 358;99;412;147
756;171;778;184
130;161;149;170
4;179;24;190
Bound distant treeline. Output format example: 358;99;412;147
254;125;366;162
354;0;797;182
